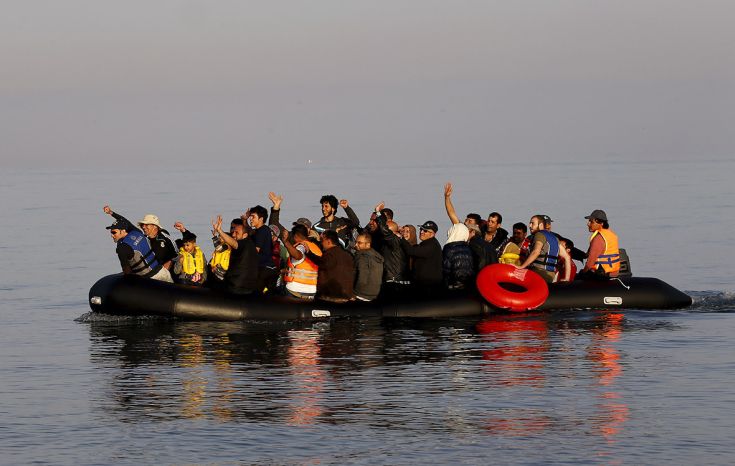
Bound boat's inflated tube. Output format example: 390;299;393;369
476;264;549;311
88;272;692;321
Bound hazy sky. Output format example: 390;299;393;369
2;0;733;168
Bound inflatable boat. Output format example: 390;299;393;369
88;272;692;321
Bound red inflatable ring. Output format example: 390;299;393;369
476;264;549;311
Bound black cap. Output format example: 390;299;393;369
106;219;132;231
418;220;438;233
585;209;608;222
181;230;197;243
542;215;553;224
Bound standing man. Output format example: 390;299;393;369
517;215;572;284
247;205;278;293
212;216;258;295
313;194;360;247
581;210;621;279
353;233;384;301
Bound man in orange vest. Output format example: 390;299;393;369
581;210;621;280
281;224;322;300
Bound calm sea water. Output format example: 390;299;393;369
2;159;734;465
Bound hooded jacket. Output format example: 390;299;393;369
375;213;410;282
353;248;384;300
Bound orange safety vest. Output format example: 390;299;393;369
285;241;322;286
589;229;620;274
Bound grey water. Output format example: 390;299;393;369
2;159;735;465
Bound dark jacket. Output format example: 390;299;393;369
353;248;384;300
111;211;176;266
308;246;355;300
443;241;475;289
375;213;409;282
313;206;360;247
224;238;258;294
401;236;443;287
469;235;498;272
484;227;509;255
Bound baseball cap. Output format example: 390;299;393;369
584;209;608;222
418;220;438;233
106;219;132;231
293;217;312;229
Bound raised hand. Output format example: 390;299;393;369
268;192;283;209
339;199;349;209
103;205;113;215
374;202;385;213
212;215;223;233
280;228;290;242
444;182;453;198
174;221;186;232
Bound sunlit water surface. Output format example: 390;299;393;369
2;160;734;465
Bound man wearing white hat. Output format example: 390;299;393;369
103;206;176;281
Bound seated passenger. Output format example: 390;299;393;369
442;183;475;288
212;216;258;295
353;233;384;301
374;202;410;287
207;218;238;289
443;182;495;271
517;215;572;284
103;205;176;281
247;204;278;293
558;237;578;282
305;230;355;302
172;225;207;286
401;220;443;291
580;210;621;280
280;224;322;300
102;212;171;282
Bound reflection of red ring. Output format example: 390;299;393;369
476;264;549;311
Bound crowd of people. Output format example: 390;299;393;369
102;183;622;302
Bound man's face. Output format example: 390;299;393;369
110;229;125;242
141;224;159;238
464;217;477;227
486;216;500;234
231;225;247;240
183;241;196;254
512;228;526;244
587;219;602;232
321;202;335;218
248;212;263;228
528;217;542;234
419;228;434;241
355;237;370;251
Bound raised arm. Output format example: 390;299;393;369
212;215;239;250
558;247;572;282
444;182;460;225
280;229;304;261
340;199;360;228
268;192;287;234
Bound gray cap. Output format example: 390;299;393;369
293;217;312;229
585;209;608;222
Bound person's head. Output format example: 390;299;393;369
486;212;503;234
137;214;166;239
541;215;553;230
106;219;130;242
585;209;609;231
418;220;438;242
230;221;251;240
181;231;197;253
291;223;309;241
401;224;418;245
464;213;482;226
355;233;372;251
512;222;527;244
558;236;574;253
320;229;340;250
467;222;481;240
529;215;547;234
320;195;339;218
366;213;378;233
248;205;268;228
269;224;280;241
381;208;394;221
230;218;241;234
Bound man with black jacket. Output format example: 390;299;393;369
313;194;360;248
401;220;443;291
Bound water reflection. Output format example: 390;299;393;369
86;312;661;442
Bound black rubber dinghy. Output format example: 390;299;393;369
88;274;692;321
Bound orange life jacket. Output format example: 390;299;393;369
285;241;322;286
589;229;620;274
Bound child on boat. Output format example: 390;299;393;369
173;222;207;286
